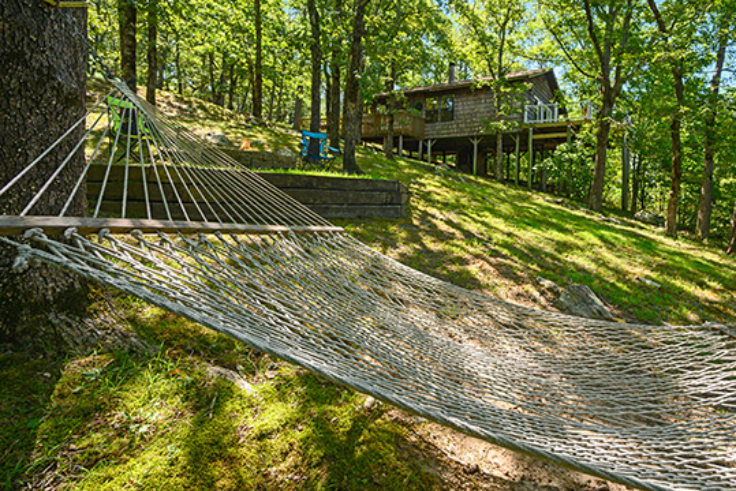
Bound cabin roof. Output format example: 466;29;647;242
375;68;559;99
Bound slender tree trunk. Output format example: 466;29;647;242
208;52;217;103
175;35;183;95
631;154;639;214
384;65;396;160
253;0;263;118
1;0;144;354
227;63;238;111
146;0;157;105
307;0;322;157
119;0;137;92
342;0;369;175
697;14;730;240
728;202;736;255
588;96;614;211
268;75;276;120
664;71;684;237
275;74;285;122
495;133;504;181
327;23;342;150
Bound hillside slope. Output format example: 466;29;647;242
3;85;734;491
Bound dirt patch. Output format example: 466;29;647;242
385;409;631;491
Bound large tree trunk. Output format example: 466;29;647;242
0;0;142;354
696;14;730;240
342;0;369;175
119;0;137;92
253;0;263;118
146;0;157;105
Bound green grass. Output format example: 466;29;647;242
3;82;736;490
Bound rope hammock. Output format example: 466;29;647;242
1;79;735;491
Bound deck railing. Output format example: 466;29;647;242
361;110;425;139
523;101;593;124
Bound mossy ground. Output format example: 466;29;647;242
3;81;735;490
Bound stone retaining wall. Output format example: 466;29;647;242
256;173;409;219
85;164;409;220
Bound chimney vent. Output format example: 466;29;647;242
448;63;456;84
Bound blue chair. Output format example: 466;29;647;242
300;130;340;169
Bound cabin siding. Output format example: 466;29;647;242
364;70;559;141
526;75;554;103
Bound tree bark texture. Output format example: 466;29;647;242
253;0;263;118
119;0;137;92
0;0;147;355
342;0;369;175
146;0;157;105
0;1;85;348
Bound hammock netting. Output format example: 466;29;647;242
2;80;735;491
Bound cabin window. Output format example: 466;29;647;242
426;96;454;124
441;96;454;121
426;98;439;123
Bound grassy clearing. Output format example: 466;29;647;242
335;153;736;326
4;82;736;490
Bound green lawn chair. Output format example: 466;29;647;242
106;95;153;162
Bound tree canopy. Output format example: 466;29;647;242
86;0;736;247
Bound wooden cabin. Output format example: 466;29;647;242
362;66;591;188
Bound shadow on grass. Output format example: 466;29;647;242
0;352;61;491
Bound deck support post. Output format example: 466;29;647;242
418;139;423;161
528;127;534;189
426;139;435;164
398;135;403;158
470;137;481;177
514;133;521;186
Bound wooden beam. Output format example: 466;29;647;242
0;216;343;237
532;132;568;140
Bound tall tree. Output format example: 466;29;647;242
696;9;732;240
146;0;158;104
728;202;736;254
327;0;345;150
455;0;528;180
342;0;371;175
119;0;137;91
543;0;639;211
307;0;323;156
646;0;700;237
253;0;264;118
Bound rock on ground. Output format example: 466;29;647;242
557;285;614;321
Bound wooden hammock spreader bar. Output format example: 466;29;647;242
0;216;342;236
